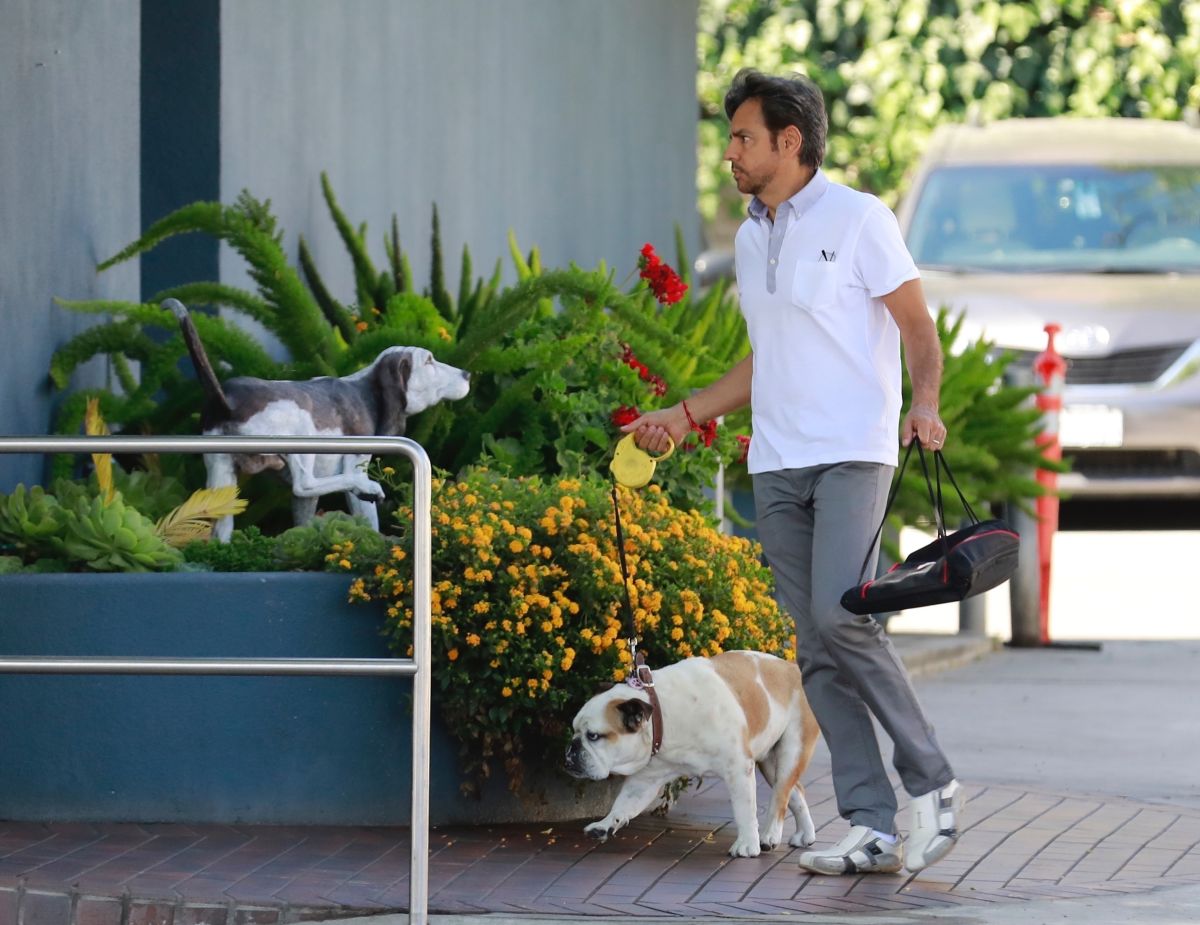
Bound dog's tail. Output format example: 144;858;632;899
163;298;233;416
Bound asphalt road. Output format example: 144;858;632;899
914;640;1200;810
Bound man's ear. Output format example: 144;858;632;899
616;698;652;733
780;124;803;158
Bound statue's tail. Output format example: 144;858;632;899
162;299;233;416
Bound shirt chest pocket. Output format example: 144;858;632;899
790;261;839;313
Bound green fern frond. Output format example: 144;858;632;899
508;229;532;280
111;353;138;396
386;215;409;293
449;270;618;369
97;202;227;271
49;322;159;389
457;244;473;324
298;235;357;342
673;223;692;287
221;206;336;369
53;298;153;317
232;190;282;244
458;257;502;340
429;203;454;320
154;282;274;327
319;172;379;309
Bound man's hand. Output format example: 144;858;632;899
620;405;691;455
901;403;948;450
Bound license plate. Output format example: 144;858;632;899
1059;404;1124;448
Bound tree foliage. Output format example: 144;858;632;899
698;0;1200;215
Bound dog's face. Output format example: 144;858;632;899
359;346;470;434
564;686;654;780
394;347;471;413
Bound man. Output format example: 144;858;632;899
622;69;962;875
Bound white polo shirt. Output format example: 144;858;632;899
735;169;919;474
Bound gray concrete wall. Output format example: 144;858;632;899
0;0;699;492
0;1;141;490
219;0;700;313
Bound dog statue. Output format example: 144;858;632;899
166;299;470;541
565;650;820;858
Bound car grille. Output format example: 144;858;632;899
1005;342;1191;385
1067;449;1200;479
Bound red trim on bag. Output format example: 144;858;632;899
862;528;1019;603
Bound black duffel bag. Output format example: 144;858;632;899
841;441;1020;616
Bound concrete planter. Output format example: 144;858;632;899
0;571;616;826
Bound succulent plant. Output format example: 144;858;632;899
0;485;69;559
60;494;182;572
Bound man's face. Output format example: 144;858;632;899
724;97;784;197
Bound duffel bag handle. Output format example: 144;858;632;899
854;439;979;587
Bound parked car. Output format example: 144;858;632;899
896;117;1200;498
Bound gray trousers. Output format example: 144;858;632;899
753;462;955;834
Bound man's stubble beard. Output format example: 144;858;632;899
735;162;777;199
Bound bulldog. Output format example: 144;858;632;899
565;650;820;858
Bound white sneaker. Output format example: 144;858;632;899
797;825;904;875
907;779;964;871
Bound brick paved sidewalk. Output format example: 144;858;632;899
4;769;1200;924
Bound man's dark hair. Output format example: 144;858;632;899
723;68;827;170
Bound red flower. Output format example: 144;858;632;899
611;405;641;428
697;419;718;448
736;434;751;464
620;343;670;397
638;243;689;305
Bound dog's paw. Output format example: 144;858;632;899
760;822;784;851
789;829;817;848
354;478;385;500
728;835;762;858
584;821;613;842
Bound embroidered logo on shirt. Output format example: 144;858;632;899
820;249;837;262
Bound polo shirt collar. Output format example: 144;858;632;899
748;168;830;222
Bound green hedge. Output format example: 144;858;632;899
698;0;1200;215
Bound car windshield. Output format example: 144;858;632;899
908;164;1200;273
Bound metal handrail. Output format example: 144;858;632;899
0;435;432;925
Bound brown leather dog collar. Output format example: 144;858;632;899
629;652;663;756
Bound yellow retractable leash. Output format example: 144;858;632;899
608;431;674;755
609;432;675;489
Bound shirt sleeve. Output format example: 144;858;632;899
853;200;920;299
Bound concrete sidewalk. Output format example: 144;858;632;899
7;635;1200;925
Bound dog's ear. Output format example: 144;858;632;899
616;697;652;733
373;350;413;436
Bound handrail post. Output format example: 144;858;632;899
408;443;432;925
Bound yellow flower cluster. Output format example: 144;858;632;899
349;469;794;745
